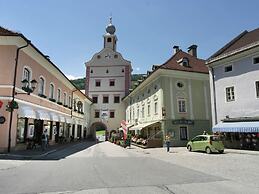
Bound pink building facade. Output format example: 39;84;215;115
0;27;92;152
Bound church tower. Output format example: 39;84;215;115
85;18;132;134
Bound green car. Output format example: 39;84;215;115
187;135;224;154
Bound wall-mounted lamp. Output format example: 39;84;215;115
17;79;38;95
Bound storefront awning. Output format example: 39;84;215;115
65;117;73;124
18;106;37;119
35;109;50;120
129;121;160;131
59;116;66;123
49;113;60;122
213;122;259;133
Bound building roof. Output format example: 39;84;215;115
209;28;259;60
0;26;20;36
160;50;208;74
0;26;92;102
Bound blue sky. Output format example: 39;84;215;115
0;0;259;79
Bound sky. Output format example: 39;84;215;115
0;0;259;79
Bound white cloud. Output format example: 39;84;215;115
66;74;83;80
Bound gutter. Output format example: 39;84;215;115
8;40;30;152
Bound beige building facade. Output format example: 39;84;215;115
0;27;92;152
123;46;212;147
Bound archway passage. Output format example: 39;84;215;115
89;122;107;141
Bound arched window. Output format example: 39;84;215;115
50;84;55;99
38;77;45;95
57;89;61;102
23;67;31;81
63;92;67;105
68;96;71;107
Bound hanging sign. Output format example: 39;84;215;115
0;116;6;124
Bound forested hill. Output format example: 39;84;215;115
71;74;144;90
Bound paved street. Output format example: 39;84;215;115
0;142;259;194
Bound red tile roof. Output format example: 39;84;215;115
0;26;20;36
209;28;259;59
160;50;208;74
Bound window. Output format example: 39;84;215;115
137;109;140;118
148;105;150;116
95;80;101;87
114;54;118;58
253;57;259;64
90;69;93;73
176;82;184;88
57;89;61;102
256;81;259;98
180;126;188;140
122;69;124;73
63;93;67;105
182;58;189;67
110;111;115;118
107;37;111;42
49;84;55;99
226;86;235;102
110;80;115;86
95;110;100;118
103;96;109;103
68;96;71;107
114;96;120;103
38;77;45;95
93;96;98;103
23;67;31;81
142;107;145;118
224;65;232;72
178;99;187;113
154;102;158;114
106;69;109;73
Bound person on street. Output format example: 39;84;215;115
41;130;48;151
165;134;171;152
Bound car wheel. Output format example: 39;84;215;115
187;145;192;152
206;147;212;154
219;150;224;154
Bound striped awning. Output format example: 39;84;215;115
213;122;259;133
18;106;37;119
129;121;160;131
35;109;50;120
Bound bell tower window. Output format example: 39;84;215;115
107;38;112;42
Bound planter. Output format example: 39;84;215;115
49;98;56;102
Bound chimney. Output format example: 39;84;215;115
188;45;197;57
173;46;179;54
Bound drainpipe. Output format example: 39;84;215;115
210;67;218;125
8;40;30;152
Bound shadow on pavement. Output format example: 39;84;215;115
0;140;97;161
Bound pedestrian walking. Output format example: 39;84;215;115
41;130;48;151
165;134;171;152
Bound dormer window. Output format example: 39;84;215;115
178;57;190;67
182;58;189;67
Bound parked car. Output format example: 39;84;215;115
187;135;224;154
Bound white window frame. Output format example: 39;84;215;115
226;86;235;102
178;99;187;113
38;76;45;95
57;88;62;103
63;92;67;105
22;66;32;82
49;83;55;99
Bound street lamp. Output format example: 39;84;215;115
20;79;38;95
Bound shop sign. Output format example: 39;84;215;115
172;119;194;125
0;116;6;124
0;100;3;108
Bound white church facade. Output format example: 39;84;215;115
85;19;132;134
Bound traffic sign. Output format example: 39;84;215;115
0;100;3;108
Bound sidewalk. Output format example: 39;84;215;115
0;140;91;160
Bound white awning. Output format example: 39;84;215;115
213;122;259;133
59;116;66;123
49;113;60;122
18;106;37;119
65;117;73;123
35;109;50;120
129;121;161;131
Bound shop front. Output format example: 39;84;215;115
129;121;163;148
213;121;259;150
